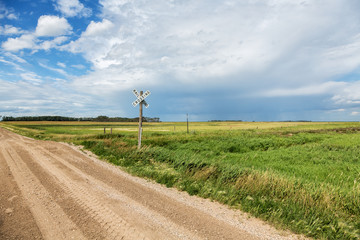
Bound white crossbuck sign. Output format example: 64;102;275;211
132;89;150;108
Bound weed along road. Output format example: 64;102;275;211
0;128;303;240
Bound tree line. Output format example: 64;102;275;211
1;115;160;122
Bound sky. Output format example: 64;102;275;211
1;0;360;122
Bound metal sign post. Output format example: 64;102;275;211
132;89;150;149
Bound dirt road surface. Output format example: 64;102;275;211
0;128;305;240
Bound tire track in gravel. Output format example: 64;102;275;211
5;140;108;240
1;142;86;240
0;127;307;240
9;140;149;240
0;146;42;240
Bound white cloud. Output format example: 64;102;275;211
35;15;72;37
0;56;25;71
4;52;27;63
0;25;24;35
20;72;43;84
57;62;66;68
54;0;92;18
260;81;346;97
351;111;360;116
332;109;345;112
71;64;85;69
2;34;35;51
39;36;68;50
318;34;360;77
82;19;113;37
0;77;96;117
39;62;68;76
0;5;17;20
71;66;150;95
332;81;360;105
2;33;68;52
6;13;18;20
66;0;360;90
58;0;360;120
65;19;119;69
0;57;19;67
1;15;71;52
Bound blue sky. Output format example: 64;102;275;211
1;0;360;121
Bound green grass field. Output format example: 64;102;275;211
1;121;359;239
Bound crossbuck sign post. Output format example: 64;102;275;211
132;89;151;149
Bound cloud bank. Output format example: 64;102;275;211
1;0;360;121
66;0;360;120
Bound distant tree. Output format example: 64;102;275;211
93;116;110;122
144;117;160;122
1;115;160;122
2;116;15;121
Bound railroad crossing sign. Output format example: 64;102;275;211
132;89;151;149
132;89;150;108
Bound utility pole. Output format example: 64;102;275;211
187;113;189;133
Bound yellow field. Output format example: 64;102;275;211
1;120;357;134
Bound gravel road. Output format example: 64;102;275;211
0;127;306;240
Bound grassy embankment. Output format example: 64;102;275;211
1;121;359;239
